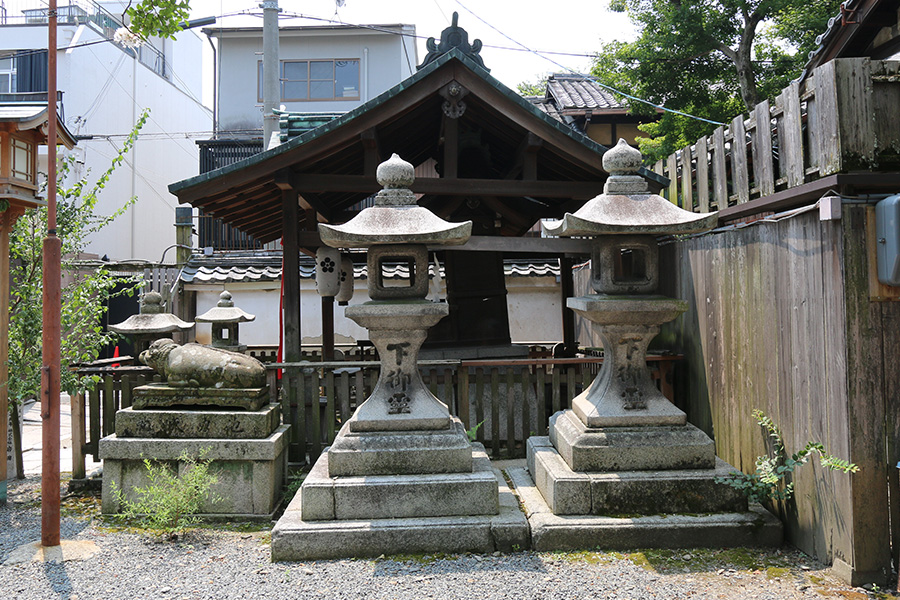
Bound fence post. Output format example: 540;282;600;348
71;392;85;480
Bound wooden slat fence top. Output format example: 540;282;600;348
270;355;682;369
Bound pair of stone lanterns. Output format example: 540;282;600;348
273;143;781;558
110;289;254;355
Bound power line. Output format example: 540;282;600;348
452;0;725;126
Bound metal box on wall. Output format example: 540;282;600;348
876;194;900;287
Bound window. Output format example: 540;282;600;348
258;59;360;101
0;55;16;93
11;137;34;181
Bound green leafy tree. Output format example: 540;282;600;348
123;0;190;40
593;0;839;160
6;111;149;472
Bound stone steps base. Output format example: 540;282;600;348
271;467;529;560
509;467;782;552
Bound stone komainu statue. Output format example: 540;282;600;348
139;338;266;388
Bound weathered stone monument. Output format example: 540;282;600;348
100;340;286;519
271;154;528;559
108;291;194;355
511;140;782;549
195;290;255;352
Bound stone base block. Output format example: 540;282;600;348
327;419;473;476
271;468;529;560
131;384;269;411
509;467;782;551
302;444;499;521
528;437;747;515
115;403;280;439
100;425;288;519
549;410;715;472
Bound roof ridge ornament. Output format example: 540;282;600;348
417;12;489;72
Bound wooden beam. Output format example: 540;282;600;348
559;256;576;357
523;132;542;181
431;235;593;254
287;174;603;199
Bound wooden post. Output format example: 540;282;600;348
70;393;85;480
0;210;19;504
322;296;335;361
443;114;458;179
560;256;576;357
281;187;303;462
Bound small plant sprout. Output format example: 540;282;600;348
715;410;858;502
111;448;219;538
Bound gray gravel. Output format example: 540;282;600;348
0;477;891;600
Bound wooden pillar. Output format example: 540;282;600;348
442;114;458;179
281;188;303;462
1;211;14;504
174;206;193;325
322;296;335;361
559;256;576;357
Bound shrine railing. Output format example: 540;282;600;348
71;354;681;475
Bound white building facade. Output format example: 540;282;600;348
206;23;417;136
0;0;212;262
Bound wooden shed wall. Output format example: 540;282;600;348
655;205;896;585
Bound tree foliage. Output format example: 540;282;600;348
593;0;839;160
124;0;190;40
6;110;149;404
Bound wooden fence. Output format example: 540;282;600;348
652;59;900;215
72;355;678;473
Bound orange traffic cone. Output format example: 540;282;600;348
111;345;120;368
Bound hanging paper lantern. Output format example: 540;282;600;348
315;246;341;297
336;255;354;305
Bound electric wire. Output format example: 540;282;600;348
451;0;725;126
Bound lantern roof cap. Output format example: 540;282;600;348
195;290;256;324
109;291;194;335
318;154;472;248
542;139;718;236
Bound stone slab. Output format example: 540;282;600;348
302;443;498;521
115;403;281;439
326;419;473;476
508;467;782;551
100;425;288;519
549;410;716;472
99;424;289;461
528;437;747;515
131;383;269;411
271;468;529;560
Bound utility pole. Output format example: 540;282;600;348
261;0;281;150
42;0;62;547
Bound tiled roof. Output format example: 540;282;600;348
180;252;560;284
546;74;624;112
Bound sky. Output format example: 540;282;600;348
186;0;636;96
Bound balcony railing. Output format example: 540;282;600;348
0;0;169;80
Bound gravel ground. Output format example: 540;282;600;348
1;476;896;600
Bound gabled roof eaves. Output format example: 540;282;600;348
169;47;667;196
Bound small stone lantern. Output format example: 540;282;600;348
195;290;255;352
109;291;194;355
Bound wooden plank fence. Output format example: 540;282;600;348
73;355;679;471
652;59;900;214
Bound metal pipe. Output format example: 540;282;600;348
41;0;62;547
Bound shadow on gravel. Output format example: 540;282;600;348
371;553;550;577
41;560;74;600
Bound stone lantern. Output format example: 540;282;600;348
109;291;193;355
514;140;782;550
272;154;528;559
195;290;255;352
